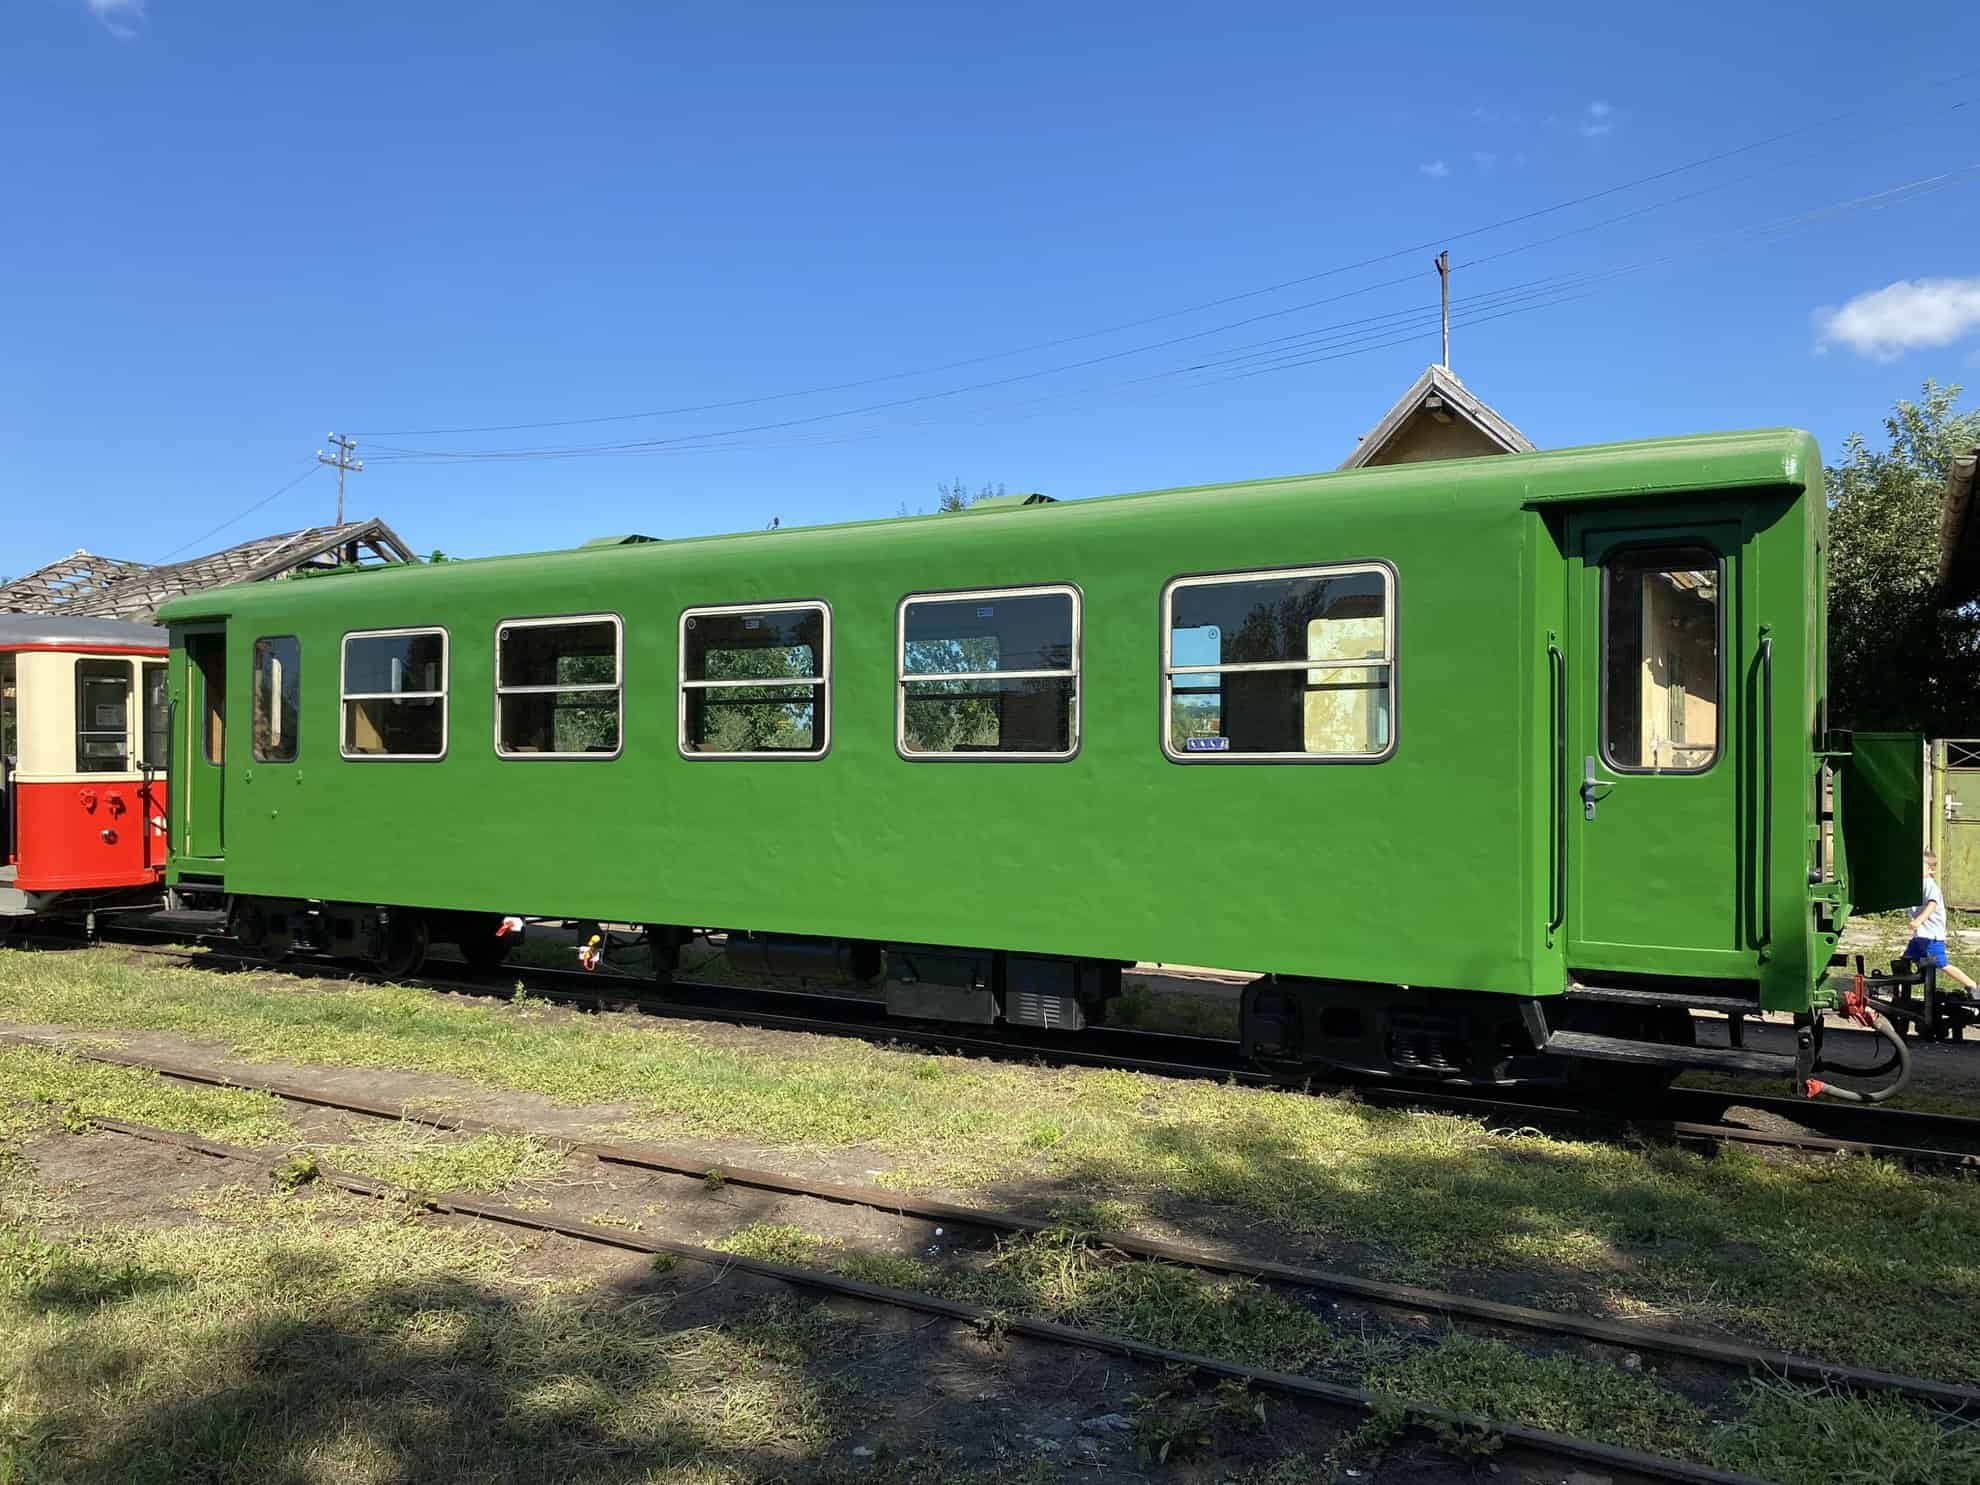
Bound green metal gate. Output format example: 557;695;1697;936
1931;740;1980;909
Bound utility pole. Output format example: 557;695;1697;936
1435;250;1450;370
317;434;363;525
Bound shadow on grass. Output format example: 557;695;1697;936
0;1218;1380;1485
6;1238;876;1484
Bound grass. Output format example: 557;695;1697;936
0;1043;567;1201
321;1125;567;1197
0;1183;870;1483
702;1221;1980;1484
1363;1332;1707;1456
0;1042;295;1146
3;948;1980;1388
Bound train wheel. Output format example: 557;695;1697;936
454;916;514;973
375;912;429;980
228;899;273;959
645;925;685;984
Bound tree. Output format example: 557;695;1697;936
935;478;1005;513
1825;380;1980;735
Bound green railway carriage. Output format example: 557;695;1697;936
158;428;1921;1094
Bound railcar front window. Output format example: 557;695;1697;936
252;636;301;763
899;586;1078;758
496;616;622;758
1602;546;1720;773
1162;565;1394;760
141;663;169;770
75;660;133;773
341;629;448;759
680;604;828;757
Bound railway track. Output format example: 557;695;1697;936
20;925;1980;1170
10;1028;1977;1415
29;1099;1833;1485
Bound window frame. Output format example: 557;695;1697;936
338;625;450;762
1597;544;1724;777
676;599;832;761
74;657;134;774
895;582;1082;763
251;634;301;764
1159;560;1399;765
492;612;625;762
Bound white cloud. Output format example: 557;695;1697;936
1578;100;1614;139
1418;159;1450;179
85;0;144;40
1816;277;1980;362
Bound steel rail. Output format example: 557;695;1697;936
11;1031;1979;1413
23;932;1980;1168
77;1112;1778;1485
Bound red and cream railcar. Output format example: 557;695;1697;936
1;616;170;927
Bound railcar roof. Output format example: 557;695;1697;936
158;426;1819;624
0;614;167;652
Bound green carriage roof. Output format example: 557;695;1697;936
158;427;1818;625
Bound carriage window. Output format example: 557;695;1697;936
1;658;16;760
252;636;300;763
679;603;828;757
141;663;169;770
899;586;1078;758
1603;547;1720;773
75;660;133;773
497;616;621;758
341;628;447;759
1163;565;1395;760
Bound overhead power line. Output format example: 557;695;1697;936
358;160;1980;468
155;464;324;563
353;75;1974;441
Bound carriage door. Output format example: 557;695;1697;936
1567;517;1750;978
180;630;226;863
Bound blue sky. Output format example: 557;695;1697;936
3;1;1977;569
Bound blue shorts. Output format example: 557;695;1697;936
1904;937;1950;969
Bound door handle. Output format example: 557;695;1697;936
1581;756;1614;820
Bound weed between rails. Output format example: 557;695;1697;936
708;1220;1980;1485
0;1043;568;1202
3;949;1980;1388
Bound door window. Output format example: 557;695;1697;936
76;660;132;773
1601;546;1721;773
191;639;225;764
252;637;301;762
141;663;169;769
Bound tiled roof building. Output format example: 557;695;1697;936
0;519;414;622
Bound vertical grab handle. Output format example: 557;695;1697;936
1547;639;1565;942
163;698;177;862
1757;629;1774;958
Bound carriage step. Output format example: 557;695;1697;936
143;909;229;934
1564;981;1761;1015
1543;1029;1794;1076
